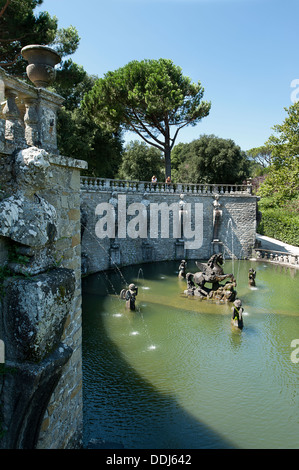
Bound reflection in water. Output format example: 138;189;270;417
82;260;299;449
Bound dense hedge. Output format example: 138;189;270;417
257;206;299;246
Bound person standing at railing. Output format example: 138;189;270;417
165;176;171;185
151;175;157;185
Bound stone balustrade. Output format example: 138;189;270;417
253;249;299;268
80;176;252;195
0;66;63;154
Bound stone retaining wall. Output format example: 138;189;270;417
34;154;87;449
0;151;87;449
80;182;258;275
0;64;87;449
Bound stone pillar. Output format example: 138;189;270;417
2;88;25;144
35;153;88;449
0;148;87;449
24;97;39;147
37;89;63;153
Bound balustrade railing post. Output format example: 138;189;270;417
3;88;25;144
79;177;257;203
24;97;39;147
0;66;65;154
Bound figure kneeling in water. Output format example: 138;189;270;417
231;299;244;329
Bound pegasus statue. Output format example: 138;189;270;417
186;253;236;300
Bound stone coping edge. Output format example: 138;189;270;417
48;153;88;170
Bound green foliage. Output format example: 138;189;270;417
171;142;188;173
246;145;272;169
54;63;123;177
0;0;79;77
0;2;124;191
50;25;80;58
117;141;164;181
266;101;299;167
257;102;299;205
246;146;271;181
57;107;123;178
48;45;123;178
244;175;267;195
283;197;299;214
82;58;211;177
257;158;299;204
52;59;98;111
0;0;79;90
0;0;117;175
256;101;299;246
256;196;276;210
171;134;250;184
257;204;299;246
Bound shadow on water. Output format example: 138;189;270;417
82;260;206;296
82;292;235;450
82;260;299;450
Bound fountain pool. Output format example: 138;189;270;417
82;260;299;449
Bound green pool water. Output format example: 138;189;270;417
82;260;299;449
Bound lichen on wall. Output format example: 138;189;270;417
0;144;87;449
3;269;76;363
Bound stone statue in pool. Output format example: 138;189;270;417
248;268;256;286
231;299;244;329
185;253;237;302
120;283;138;310
178;259;187;279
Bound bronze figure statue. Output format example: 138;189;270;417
185;254;236;302
120;283;138;311
248;268;256;286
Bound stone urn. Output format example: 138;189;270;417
21;44;61;88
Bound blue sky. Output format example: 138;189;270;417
37;0;299;151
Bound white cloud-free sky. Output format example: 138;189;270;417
37;0;299;151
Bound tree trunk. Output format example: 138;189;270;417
164;145;171;180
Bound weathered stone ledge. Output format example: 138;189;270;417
48;153;88;170
0;66;64;104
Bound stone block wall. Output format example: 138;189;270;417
35;154;87;449
80;185;258;276
0;151;87;449
0;64;87;449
